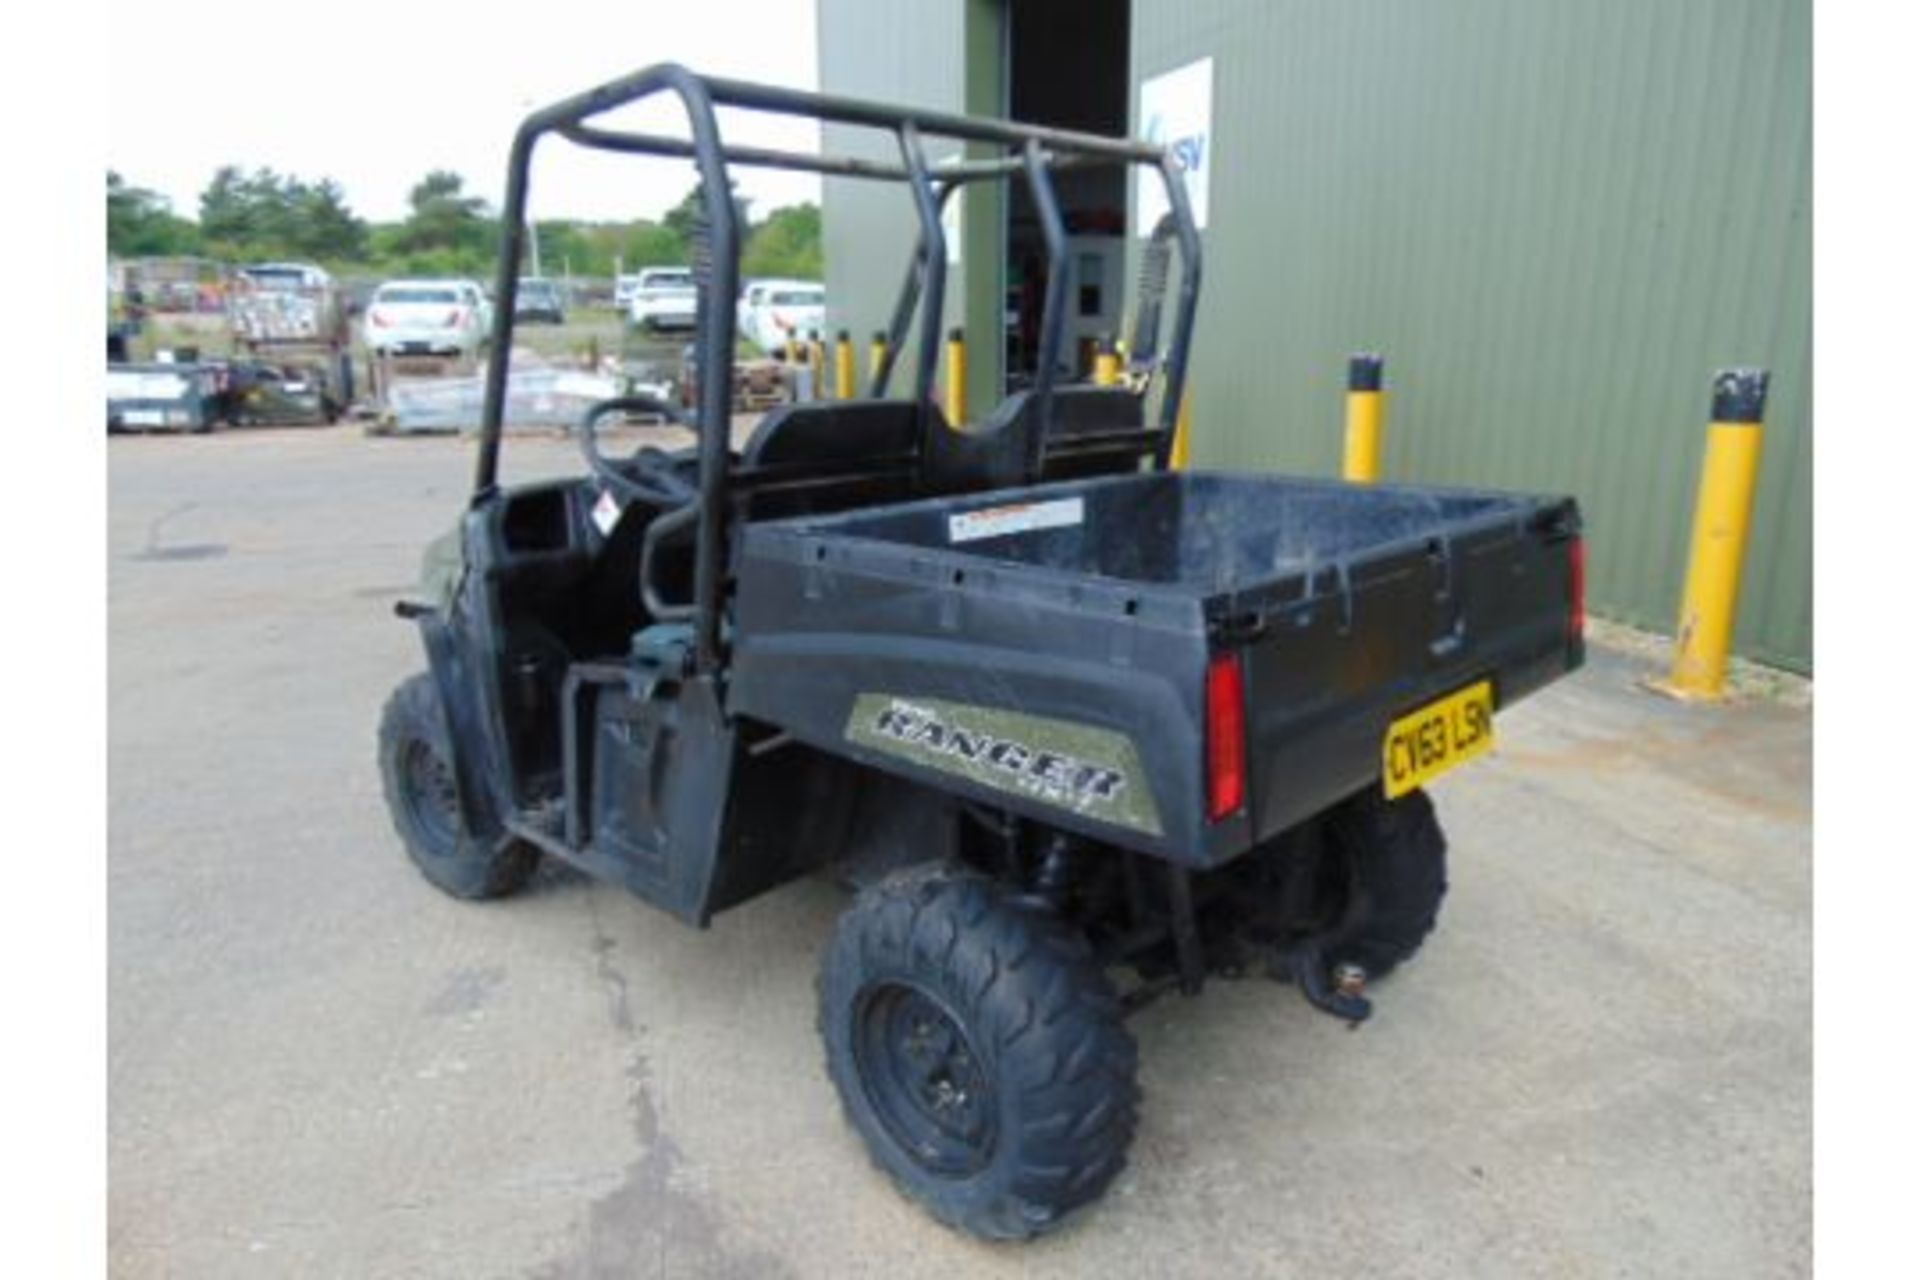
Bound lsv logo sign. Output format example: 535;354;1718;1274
1169;133;1207;174
1145;114;1208;176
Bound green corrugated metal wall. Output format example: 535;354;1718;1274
817;0;963;344
1133;0;1810;670
819;0;1812;670
817;0;1006;409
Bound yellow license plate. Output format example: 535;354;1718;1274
1382;680;1495;799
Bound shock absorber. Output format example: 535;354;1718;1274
1031;831;1085;908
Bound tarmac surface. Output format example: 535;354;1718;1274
109;426;1811;1279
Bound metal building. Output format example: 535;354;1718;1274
818;0;1811;671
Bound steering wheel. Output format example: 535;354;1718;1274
576;395;698;506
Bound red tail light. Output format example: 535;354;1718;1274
446;308;466;327
1206;651;1248;822
1569;536;1587;648
369;309;388;328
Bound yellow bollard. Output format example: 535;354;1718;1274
833;328;855;401
806;330;825;401
1663;369;1770;700
1169;384;1194;470
1342;353;1385;483
1093;335;1120;387
944;326;967;426
868;330;888;390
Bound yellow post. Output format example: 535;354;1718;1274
1663;368;1770;700
867;329;888;391
1342;353;1385;483
807;330;825;401
943;326;968;425
1093;335;1120;387
833;328;855;401
1169;384;1194;470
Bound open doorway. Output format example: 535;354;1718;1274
1005;0;1131;392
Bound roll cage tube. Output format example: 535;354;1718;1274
470;63;1203;673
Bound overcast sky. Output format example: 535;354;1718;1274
106;0;821;225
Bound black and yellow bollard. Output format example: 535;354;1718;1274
1092;335;1121;387
944;326;967;425
806;330;825;401
867;330;888;391
833;328;855;401
1662;369;1770;700
1342;353;1385;483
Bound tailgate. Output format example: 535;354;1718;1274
1226;497;1582;847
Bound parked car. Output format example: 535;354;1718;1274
364;279;490;360
514;278;567;324
626;266;697;333
741;280;825;354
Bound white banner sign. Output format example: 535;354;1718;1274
1136;56;1214;235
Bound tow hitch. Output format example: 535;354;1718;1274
1277;945;1373;1026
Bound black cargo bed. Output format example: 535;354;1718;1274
775;471;1542;593
730;470;1580;864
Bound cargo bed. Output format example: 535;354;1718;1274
731;470;1582;865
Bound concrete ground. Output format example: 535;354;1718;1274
109;427;1811;1279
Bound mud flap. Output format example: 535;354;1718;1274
411;608;512;841
568;667;737;926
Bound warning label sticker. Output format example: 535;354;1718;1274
947;496;1085;544
591;490;623;536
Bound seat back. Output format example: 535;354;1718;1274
923;385;1156;492
733;400;924;521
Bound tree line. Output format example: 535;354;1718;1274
107;167;822;282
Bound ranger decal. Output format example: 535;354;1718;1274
845;693;1163;837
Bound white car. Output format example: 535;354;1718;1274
742;281;825;354
627;267;698;333
364;279;490;359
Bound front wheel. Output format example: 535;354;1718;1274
377;673;539;900
819;867;1138;1240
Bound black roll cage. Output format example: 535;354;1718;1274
474;63;1202;672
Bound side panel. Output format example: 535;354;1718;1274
729;544;1214;863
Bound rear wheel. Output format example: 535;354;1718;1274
377;673;538;900
1321;786;1449;979
819;866;1138;1240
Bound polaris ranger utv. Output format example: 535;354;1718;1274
376;65;1585;1240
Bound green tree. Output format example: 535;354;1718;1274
741;203;822;279
196;166;366;261
107;171;200;257
289;178;367;261
199;166;286;253
395;170;495;262
619;221;687;270
662;183;752;256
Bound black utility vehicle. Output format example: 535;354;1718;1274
377;66;1585;1240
